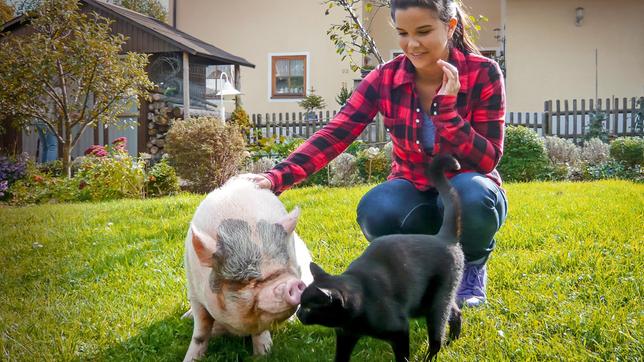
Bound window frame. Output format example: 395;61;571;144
268;52;309;102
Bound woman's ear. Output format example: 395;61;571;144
448;17;458;38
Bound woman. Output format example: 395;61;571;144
243;0;508;308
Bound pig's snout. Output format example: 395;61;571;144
278;280;306;306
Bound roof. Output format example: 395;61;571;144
0;0;255;68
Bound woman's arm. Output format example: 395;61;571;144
432;60;505;174
263;67;382;194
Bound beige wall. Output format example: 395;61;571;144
175;0;361;115
367;0;502;62
505;0;644;112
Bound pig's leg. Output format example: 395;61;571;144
183;302;214;362
251;330;273;355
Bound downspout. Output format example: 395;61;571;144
173;0;177;27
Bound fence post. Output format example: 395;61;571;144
543;100;552;136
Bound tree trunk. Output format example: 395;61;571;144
62;141;72;178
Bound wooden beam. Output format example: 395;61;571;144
183;52;190;119
234;64;241;109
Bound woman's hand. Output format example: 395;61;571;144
236;173;272;190
436;59;460;96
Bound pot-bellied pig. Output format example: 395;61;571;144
183;178;313;361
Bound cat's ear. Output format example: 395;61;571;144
317;287;346;308
310;262;328;279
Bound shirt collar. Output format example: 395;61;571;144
392;47;469;90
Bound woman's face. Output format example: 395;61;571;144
394;7;453;71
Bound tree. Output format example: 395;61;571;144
112;0;167;22
0;0;153;176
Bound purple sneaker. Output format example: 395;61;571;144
456;262;487;308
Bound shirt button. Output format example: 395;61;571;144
416;119;420;123
433;103;437;107
416;108;420;112
433;111;438;115
416;140;420;144
386;128;390;132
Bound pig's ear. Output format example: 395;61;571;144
191;224;218;268
278;206;300;234
310;262;328;279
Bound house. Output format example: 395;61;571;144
170;0;642;115
0;0;255;159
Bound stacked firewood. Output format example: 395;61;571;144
146;90;182;162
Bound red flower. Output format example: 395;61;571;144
79;180;87;190
33;175;43;183
84;145;108;157
148;175;156;182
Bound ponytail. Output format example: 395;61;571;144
390;0;481;55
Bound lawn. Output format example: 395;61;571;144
0;180;642;361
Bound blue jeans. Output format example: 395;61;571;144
356;173;508;262
35;122;58;163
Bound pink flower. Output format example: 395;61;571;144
84;145;108;157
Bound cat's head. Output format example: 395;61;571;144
296;262;355;327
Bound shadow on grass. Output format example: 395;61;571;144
89;306;342;362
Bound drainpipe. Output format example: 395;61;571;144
173;0;177;28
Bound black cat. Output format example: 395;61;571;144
297;154;465;362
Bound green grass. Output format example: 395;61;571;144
0;181;642;361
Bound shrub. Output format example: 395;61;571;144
241;157;276;174
609;137;644;167
584;111;609;143
0;154;28;199
356;146;390;183
543;136;580;166
75;150;146;201
299;166;330;187
497;126;549;182
8;162;80;205
165;117;246;193
582;160;643;182
580;138;611;165
230;106;251;138
145;156;179;197
328;153;360;186
335;85;352;107
345;140;367;156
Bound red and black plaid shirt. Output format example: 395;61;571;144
264;48;505;194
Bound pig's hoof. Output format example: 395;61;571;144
181;308;193;319
252;331;273;355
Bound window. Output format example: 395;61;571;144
271;55;306;98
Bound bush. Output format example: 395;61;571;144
75;149;146;201
0;154;28;199
356;146;390;183
582;160;643;182
610;137;644;167
497;126;549;182
8;162;80;205
580;138;611;165
544;136;580;166
165;117;246;193
230;106;251;138
328;153;360;186
145;156;179;197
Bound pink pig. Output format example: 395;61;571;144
183;178;312;361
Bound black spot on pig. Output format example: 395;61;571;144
257;220;290;265
215;219;262;282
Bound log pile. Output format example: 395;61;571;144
146;90;182;163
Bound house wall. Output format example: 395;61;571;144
505;0;644;112
175;0;362;115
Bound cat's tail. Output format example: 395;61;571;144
428;154;462;242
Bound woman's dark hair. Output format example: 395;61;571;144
390;0;480;55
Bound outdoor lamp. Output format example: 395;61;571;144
216;72;241;122
575;7;584;26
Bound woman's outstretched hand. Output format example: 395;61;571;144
236;173;272;190
436;59;460;96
